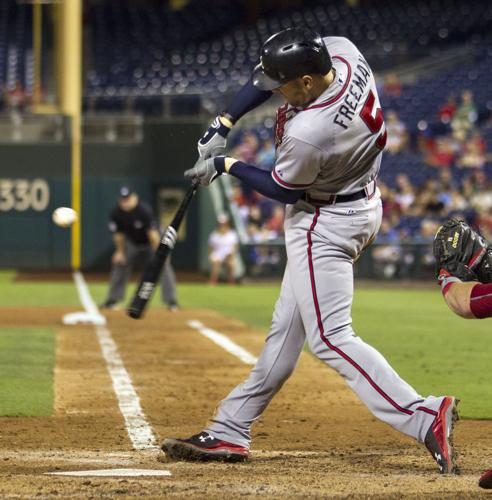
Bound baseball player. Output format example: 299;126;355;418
433;218;492;319
163;28;458;474
433;218;492;489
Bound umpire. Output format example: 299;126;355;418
101;186;178;311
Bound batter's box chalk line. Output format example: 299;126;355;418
45;469;172;477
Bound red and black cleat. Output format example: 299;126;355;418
162;431;249;463
479;469;492;489
424;396;459;474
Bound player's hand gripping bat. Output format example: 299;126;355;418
127;179;199;319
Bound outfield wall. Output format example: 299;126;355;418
0;121;206;271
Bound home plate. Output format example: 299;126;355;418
45;469;171;477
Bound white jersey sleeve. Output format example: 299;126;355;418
272;135;323;190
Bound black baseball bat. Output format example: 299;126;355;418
127;179;199;319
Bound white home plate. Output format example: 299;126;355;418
45;469;171;477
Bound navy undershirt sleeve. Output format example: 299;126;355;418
214;158;304;204
226;78;273;123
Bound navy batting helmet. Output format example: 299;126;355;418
252;28;332;91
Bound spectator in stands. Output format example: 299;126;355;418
385;110;409;154
436;168;455;209
448;189;468;213
425;137;457;168
469;173;492;214
438;96;456;125
257;192;275;221
415;218;440;272
419;183;446;217
457;130;487;169
265;205;285;237
257;138;276;170
233;132;259;164
373;218;402;279
451;90;478;142
231;185;251;225
208;214;239;286
382;73;402;97
6;81;27;111
415;218;440;243
380;186;402;219
468;169;489;193
248;205;264;229
394;174;415;211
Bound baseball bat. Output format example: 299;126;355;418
127;179;199;319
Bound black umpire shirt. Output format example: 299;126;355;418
109;201;159;245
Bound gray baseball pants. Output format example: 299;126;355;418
106;239;177;306
207;192;444;448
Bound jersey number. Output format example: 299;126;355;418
360;90;387;150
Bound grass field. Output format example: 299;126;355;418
0;270;490;419
0;327;55;416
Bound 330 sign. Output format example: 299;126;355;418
0;178;50;212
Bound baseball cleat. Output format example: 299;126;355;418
162;431;249;462
424;396;459;474
479;469;492;489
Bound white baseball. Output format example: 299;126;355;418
52;207;78;228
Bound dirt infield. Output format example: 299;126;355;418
0;306;491;498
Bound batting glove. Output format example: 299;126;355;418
184;157;223;186
197;115;232;159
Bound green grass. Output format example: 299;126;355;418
1;271;491;419
0;328;55;416
0;271;80;307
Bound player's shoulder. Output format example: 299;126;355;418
322;36;361;59
279;131;323;155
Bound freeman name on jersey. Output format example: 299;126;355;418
333;55;372;130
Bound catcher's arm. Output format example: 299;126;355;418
442;281;476;319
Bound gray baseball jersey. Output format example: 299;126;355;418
207;36;448;453
272;37;385;197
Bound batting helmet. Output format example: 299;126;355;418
252;28;332;91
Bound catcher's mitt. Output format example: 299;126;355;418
433;218;491;282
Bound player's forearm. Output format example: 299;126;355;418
214;157;304;204
113;233;125;252
442;281;476;319
225;78;273;125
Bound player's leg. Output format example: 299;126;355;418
162;266;306;460
286;198;457;473
224;254;236;284
159;258;178;309
103;240;138;307
208;257;222;285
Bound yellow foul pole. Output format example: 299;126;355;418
58;0;82;270
32;1;42;106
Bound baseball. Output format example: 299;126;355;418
52;207;78;228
